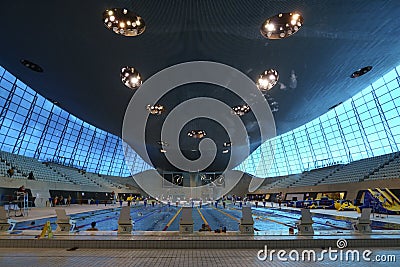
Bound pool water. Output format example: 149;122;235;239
14;203;397;233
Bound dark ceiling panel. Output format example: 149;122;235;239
1;0;400;171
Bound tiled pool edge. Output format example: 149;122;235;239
0;235;398;249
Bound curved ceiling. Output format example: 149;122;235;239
1;0;400;172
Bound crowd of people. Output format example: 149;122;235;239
48;195;72;207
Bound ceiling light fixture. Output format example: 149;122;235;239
222;149;229;154
350;66;372;78
232;104;250;116
261;12;303;39
121;66;142;89
256;69;279;91
157;141;169;146
103;8;145;36
223;142;231;147
20;59;43;72
146;104;165;115
200;174;209;181
187;130;206;139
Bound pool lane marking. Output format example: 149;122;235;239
250;206;351;230
17;208;122;230
163;207;182;231
227;205;294;228
256;215;294;228
230;205;351;230
211;206;240;222
197;207;210;227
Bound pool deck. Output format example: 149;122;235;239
240;202;400;226
7;203;121;222
1;247;399;267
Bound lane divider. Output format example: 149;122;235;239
197;207;210;228
228;205;293;227
249;206;350;230
211;206;240;222
163;207;182;231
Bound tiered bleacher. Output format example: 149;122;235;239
0;151;126;189
292;165;339;187
258;174;299;190
364;152;400;181
0;151;70;183
47;163;100;186
318;153;395;185
257;152;400;191
105;175;141;190
84;172;124;189
0;157;25;179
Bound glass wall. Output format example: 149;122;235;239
0;65;152;176
1;64;400;178
237;65;400;177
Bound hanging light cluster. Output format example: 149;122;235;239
187;130;207;139
103;8;146;37
103;8;145;89
260;12;303;39
256;69;279;91
20;59;43;73
232;104;250;116
200;174;209;181
265;93;279;113
350;66;373;78
157;141;169;146
223;142;231;147
146;104;165;115
121;66;142;89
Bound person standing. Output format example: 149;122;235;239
127;194;133;206
7;168;14;177
87;221;98;231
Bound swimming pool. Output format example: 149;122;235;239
14;203;398;233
